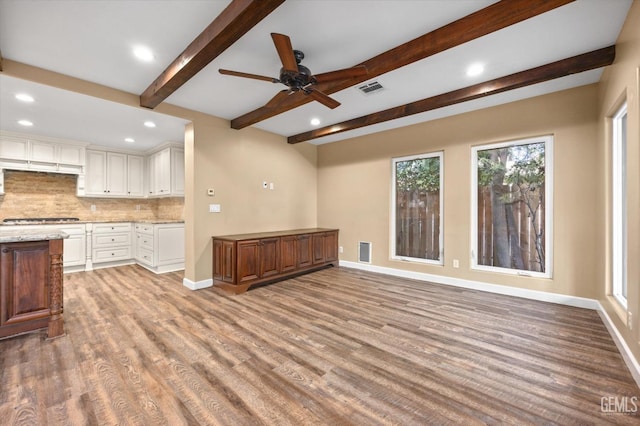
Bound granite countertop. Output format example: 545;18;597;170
0;219;184;226
0;228;69;243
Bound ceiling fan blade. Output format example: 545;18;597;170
306;89;340;109
313;65;368;84
265;90;293;108
271;33;298;72
219;69;279;83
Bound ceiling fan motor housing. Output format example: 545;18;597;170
280;64;313;89
279;50;312;89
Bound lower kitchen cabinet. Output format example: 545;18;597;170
134;222;185;273
212;228;339;294
92;222;133;266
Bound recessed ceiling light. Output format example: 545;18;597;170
466;63;484;77
18;120;33;127
133;45;154;62
310;118;321;126
15;93;34;102
125;137;135;143
144;121;156;128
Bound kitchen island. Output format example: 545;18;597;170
0;229;67;339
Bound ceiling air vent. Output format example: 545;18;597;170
357;81;384;95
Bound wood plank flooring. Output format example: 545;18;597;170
1;265;639;425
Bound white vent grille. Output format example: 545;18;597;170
358;241;372;263
357;81;384;95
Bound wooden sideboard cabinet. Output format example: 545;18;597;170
212;228;339;294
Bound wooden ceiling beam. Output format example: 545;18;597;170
140;0;285;109
231;0;575;129
287;46;615;144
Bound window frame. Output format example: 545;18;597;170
612;102;628;308
390;151;444;265
471;135;554;278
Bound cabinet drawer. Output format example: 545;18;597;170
136;233;154;250
136;247;154;266
93;247;131;263
134;224;154;235
94;223;132;234
94;233;131;248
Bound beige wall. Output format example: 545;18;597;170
318;84;600;299
185;114;317;282
597;0;640;361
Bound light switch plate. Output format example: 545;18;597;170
209;204;221;213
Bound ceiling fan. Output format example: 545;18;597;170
219;33;368;110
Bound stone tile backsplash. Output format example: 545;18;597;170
0;170;184;221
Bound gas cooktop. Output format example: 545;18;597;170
2;217;81;225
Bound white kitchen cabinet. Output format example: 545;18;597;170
0;134;85;174
57;224;86;271
147;147;184;197
127;155;145;197
134;222;184;273
85;150;107;195
85;150;140;197
0;136;29;160
91;222;133;266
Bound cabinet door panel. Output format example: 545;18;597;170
297;234;312;268
127;155;145;197
30;141;57;163
312;233;325;265
260;238;280;278
85;150;107;195
0;241;50;326
106;152;127;196
237;240;260;283
324;231;339;262
280;236;297;273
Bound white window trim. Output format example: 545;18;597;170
612;102;628;308
390;151;444;265
470;135;554;279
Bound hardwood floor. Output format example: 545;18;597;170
1;265;638;425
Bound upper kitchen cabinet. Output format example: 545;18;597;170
148;146;184;197
85;150;128;197
84;150;146;198
0;133;86;175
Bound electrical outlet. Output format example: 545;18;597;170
339;246;344;253
453;259;459;268
90;204;96;212
628;312;633;330
135;204;140;211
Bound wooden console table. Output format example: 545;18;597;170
212;228;339;294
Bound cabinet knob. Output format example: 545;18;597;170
2;248;9;253
111;238;115;242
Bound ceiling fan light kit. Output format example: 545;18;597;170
219;33;368;110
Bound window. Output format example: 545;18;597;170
391;152;443;264
472;136;553;277
612;102;627;308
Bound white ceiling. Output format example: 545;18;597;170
0;0;633;150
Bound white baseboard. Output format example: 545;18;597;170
339;260;598;309
597;304;640;388
339;260;640;387
183;277;213;291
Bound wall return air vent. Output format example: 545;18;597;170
358;241;372;263
357;81;384;95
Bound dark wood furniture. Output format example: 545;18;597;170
0;238;64;339
212;228;338;294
